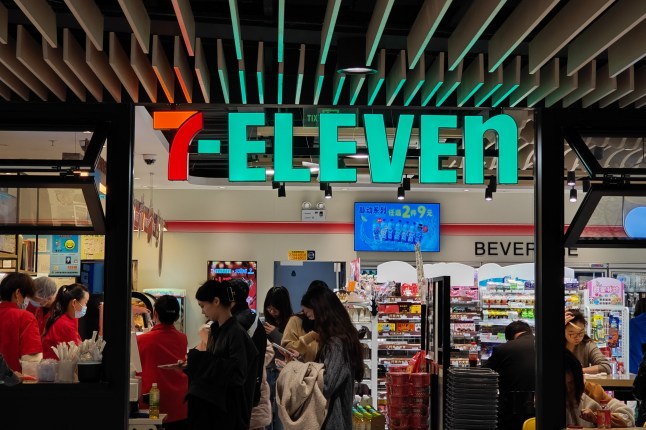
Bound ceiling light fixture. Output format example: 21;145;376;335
272;181;280;189
320;182;327;191
569;186;577;203
278;183;286;197
485;187;493;201
567;171;576;186
403;177;411;191
397;186;405;200
336;37;377;75
582;177;591;193
488;175;497;192
325;184;332;199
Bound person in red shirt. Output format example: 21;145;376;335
138;295;188;430
25;276;58;335
0;273;43;372
41;283;89;360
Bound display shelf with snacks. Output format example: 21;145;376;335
344;302;379;407
449;285;481;367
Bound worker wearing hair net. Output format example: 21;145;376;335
26;277;58;335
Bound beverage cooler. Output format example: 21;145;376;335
610;267;646;316
582;278;629;373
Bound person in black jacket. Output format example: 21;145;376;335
229;278;266;410
483;320;536;430
184;280;257;430
633;350;646;425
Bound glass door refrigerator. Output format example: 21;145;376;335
609;266;646;316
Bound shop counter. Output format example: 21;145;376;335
128;412;166;430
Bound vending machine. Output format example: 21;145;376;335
583;278;629;373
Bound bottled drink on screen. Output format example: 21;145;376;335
149;383;160;419
468;342;478;367
596;399;611;428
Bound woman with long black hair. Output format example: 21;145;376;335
298;286;364;430
42;283;89;360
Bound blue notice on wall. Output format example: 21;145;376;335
354;202;440;252
50;235;81;276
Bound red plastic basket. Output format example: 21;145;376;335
410;372;430;386
387;372;410;384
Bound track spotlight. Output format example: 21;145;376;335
397;186;405;200
485;187;493;201
272;181;280;189
325;184;332;199
569;186;577;203
567;171;576;186
320;182;327;191
582;178;591;193
403;177;411;191
278;183;286;197
488;175;497;192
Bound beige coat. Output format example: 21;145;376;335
276;360;327;430
250;340;275;429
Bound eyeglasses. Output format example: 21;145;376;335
567;331;585;339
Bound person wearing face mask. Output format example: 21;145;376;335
25;276;58;335
41;283;89;360
0;273;43;373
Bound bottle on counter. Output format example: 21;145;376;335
611;357;617;375
596;399;611;428
149;382;160;419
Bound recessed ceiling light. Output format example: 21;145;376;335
463;189;469;192
341;188;348;191
347;154;369;159
134;177;140;180
217;186;226;189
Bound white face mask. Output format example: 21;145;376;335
29;298;42;308
75;305;87;319
18;301;29;310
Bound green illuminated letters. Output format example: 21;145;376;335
228;112;266;182
420;115;458;183
319;113;357;183
364;114;413;183
464;114;518;184
274;113;310;182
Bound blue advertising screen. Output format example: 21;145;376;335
354;202;440;252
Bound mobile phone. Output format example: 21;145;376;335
271;342;301;361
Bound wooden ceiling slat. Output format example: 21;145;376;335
295;44;305;104
367;49;386;106
14;0;57;48
64;0;104;51
0;63;29;100
582;63;617;107
407;0;452;69
634;94;646;109
63;29;102;101
599;65;634;107
216;39;229;103
448;0;506;71
366;0;395;65
501;66;539;107
608;20;646;78
618;65;646;107
0;3;7;44
228;0;243;60
0;38;47;100
118;0;150;54
562;60;596;107
567;0;646;76
386;50;406;106
457;54;484;107
420;52;445;107
491;55;521;107
256;41;263;104
238;56;247;104
435;60;462;107
332;70;345;105
88;37;121;102
0;79;11;100
348;75;365;106
109;32;138;103
194;38;210;103
528;0;613;74
319;0;342;65
42;35;86;101
488;0;559;72
130;33;155;102
403;54;424;106
152;35;175;103
527;58;559;107
277;0;284;62
171;0;195;56
173;36;192;103
16;26;66;100
473;64;503;107
277;60;283;104
545;68;578;107
313;63;325;105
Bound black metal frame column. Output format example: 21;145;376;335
534;108;565;430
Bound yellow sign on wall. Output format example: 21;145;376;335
288;250;307;261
